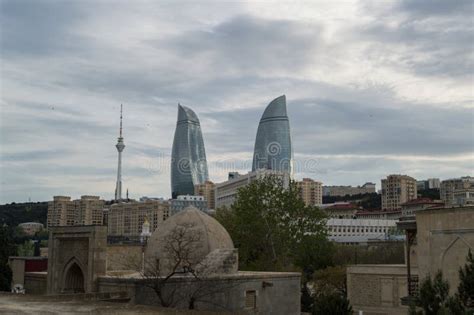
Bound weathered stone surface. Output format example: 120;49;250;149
416;206;474;294
24;272;47;295
47;225;107;294
347;264;411;315
145;206;234;274
99;271;301;314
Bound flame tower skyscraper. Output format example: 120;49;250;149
171;104;209;198
115;104;125;201
252;95;292;174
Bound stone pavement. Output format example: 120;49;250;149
0;293;228;315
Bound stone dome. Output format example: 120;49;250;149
145;206;234;274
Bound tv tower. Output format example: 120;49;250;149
115;104;125;201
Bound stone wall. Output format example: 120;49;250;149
9;258;25;289
106;244;142;271
24;272;47;295
416;206;474;294
347;264;415;315
47;225;107;294
98;271;301;314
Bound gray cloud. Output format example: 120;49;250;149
0;1;472;203
397;0;473;17
163;15;322;74
361;1;474;78
0;0;87;56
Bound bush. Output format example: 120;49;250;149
312;291;352;315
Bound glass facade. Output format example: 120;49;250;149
252;95;292;174
171;105;209;198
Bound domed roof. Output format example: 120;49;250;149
145;206;234;274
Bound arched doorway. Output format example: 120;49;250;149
63;262;85;293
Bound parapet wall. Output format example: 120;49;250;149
98;271;301;314
347;264;416;315
24;272;47;295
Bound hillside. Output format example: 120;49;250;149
0;202;48;227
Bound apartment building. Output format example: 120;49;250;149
47;195;105;227
440;176;474;206
170;195;208;215
107;200;170;237
381;175;417;210
323;183;376;197
194;180;216;210
297;178;323;207
215;170;290;209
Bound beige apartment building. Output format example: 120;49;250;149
381;175;417;211
215;170;290;209
194;180;216;210
297;178;322;206
47;195;105;227
107;200;170;237
323;182;376;197
440;176;474;206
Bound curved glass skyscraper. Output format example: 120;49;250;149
252;95;292;174
171;104;209;198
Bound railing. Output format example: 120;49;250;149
408;275;419;297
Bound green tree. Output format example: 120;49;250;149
216;175;331;275
458;250;474;309
418;271;449;315
312;291;352;315
313;266;347;295
0;226;16;291
17;240;34;256
416;271;466;315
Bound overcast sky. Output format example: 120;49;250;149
1;0;473;203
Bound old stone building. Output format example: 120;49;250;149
347;205;474;314
15;206;301;314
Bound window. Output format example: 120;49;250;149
245;290;257;309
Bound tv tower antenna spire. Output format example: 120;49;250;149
115;104;125;201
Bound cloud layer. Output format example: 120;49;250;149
1;0;472;203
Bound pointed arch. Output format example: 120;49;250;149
62;257;85;293
441;234;473;266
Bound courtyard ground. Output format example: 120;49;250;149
0;293;228;315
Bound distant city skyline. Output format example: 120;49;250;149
1;1;472;203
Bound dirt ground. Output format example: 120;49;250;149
0;293;227;315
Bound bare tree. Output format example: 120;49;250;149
114;222;240;310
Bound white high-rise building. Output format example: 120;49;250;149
115;105;125;201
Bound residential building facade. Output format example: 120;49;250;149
323;182;376;197
170;195;208;215
297;178;322;207
75;195;105;226
416;178;440;190
47;195;105;227
107;200;170;238
440;176;474;206
194;180;216;210
215;170;290;209
381;175;417;210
